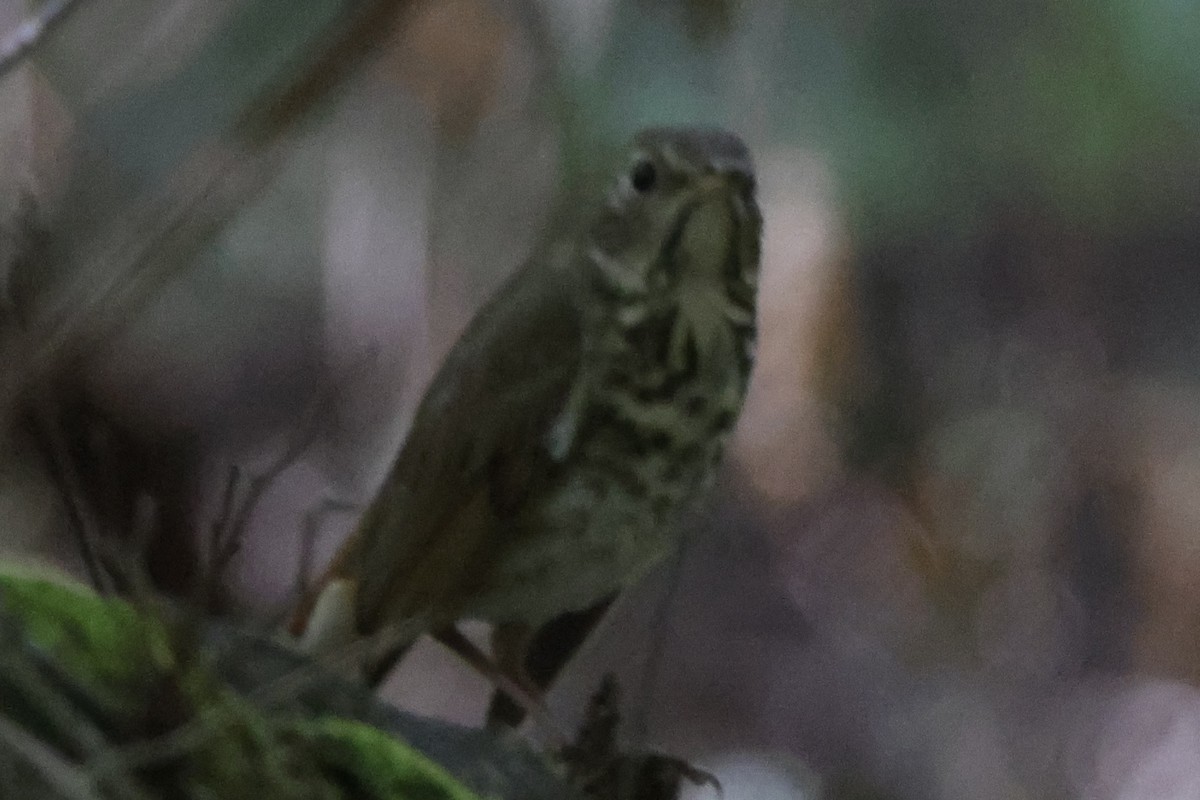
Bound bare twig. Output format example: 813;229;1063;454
274;496;358;623
204;346;380;605
4;199;118;595
206;464;244;586
26;398;116;595
204;411;330;600
0;0;88;81
204;462;281;607
115;493;161;600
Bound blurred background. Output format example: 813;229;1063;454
3;0;1200;797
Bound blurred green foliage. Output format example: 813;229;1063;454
0;566;483;800
585;0;1199;238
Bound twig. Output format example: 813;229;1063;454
262;497;358;630
5;199;116;595
206;465;243;586
0;0;87;81
26;398;116;595
204;346;380;605
204;406;329;600
112;492;161;602
296;499;357;598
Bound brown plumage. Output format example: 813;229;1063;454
291;127;761;693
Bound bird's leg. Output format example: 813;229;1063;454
363;637;416;688
486;621;537;731
431;625;566;744
485;596;615;729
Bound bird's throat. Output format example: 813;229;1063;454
675;195;736;281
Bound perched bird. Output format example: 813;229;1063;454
291;127;761;709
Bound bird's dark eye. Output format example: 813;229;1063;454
630;160;657;193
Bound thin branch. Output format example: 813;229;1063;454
206;464;243;583
204;404;328;603
263;496;358;629
296;499;356;598
0;0;88;81
113;493;161;602
5;200;116;595
204;346;380;605
26;398;115;595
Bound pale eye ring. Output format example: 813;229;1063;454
630;159;657;193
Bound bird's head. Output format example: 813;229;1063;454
585;128;761;378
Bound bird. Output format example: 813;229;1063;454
290;126;762;715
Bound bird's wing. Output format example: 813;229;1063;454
347;252;586;634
